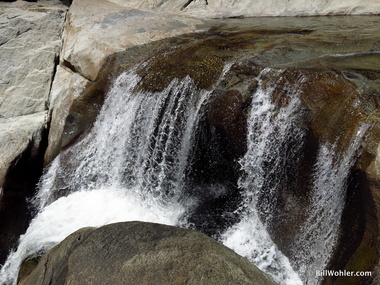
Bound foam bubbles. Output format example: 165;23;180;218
0;187;185;285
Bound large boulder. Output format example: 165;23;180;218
109;0;380;17
20;222;276;285
44;11;380;283
0;1;66;119
61;0;209;81
0;0;67;264
44;0;213;164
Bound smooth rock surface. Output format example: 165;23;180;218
0;0;66;194
43;66;89;165
61;0;209;81
0;1;66;119
0;112;46;193
21;222;276;285
109;0;380;17
0;0;67;264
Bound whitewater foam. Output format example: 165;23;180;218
220;68;305;285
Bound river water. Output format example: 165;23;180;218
1;15;379;285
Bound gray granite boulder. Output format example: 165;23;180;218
20;222;276;285
0;0;66;264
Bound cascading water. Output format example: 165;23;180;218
220;68;305;285
0;70;213;285
34;72;208;210
0;63;369;285
219;68;369;285
291;124;370;284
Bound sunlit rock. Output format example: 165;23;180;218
109;0;380;17
61;0;209;81
20;222;276;285
0;0;66;264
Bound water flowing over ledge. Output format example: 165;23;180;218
220;68;305;285
1;1;380;283
291;124;370;284
0;64;372;284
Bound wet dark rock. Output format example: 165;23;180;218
207;89;247;156
137;46;225;91
0;124;48;265
0;0;66;264
323;170;378;285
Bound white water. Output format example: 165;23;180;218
34;72;208;210
0;188;184;285
221;68;305;285
292;124;369;284
0;71;211;285
0;65;369;285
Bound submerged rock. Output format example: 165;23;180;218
19;222;276;285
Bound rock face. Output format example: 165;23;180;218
0;0;67;264
109;0;380;17
43;0;213;164
0;112;47;264
1;0;380;284
0;1;66;119
61;0;209;81
44;7;380;283
20;222;276;285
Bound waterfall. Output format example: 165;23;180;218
34;72;208;210
0;64;369;285
292;124;369;284
219;68;369;284
0;70;212;285
220;68;305;285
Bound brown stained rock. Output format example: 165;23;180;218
323;170;378;285
21;222;276;285
44;68;87;165
207;89;247;157
48;51;380;284
17;257;40;285
295;69;380;284
60;76;110;151
137;45;225;91
44;66;112;166
297;70;365;149
40;9;380;284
